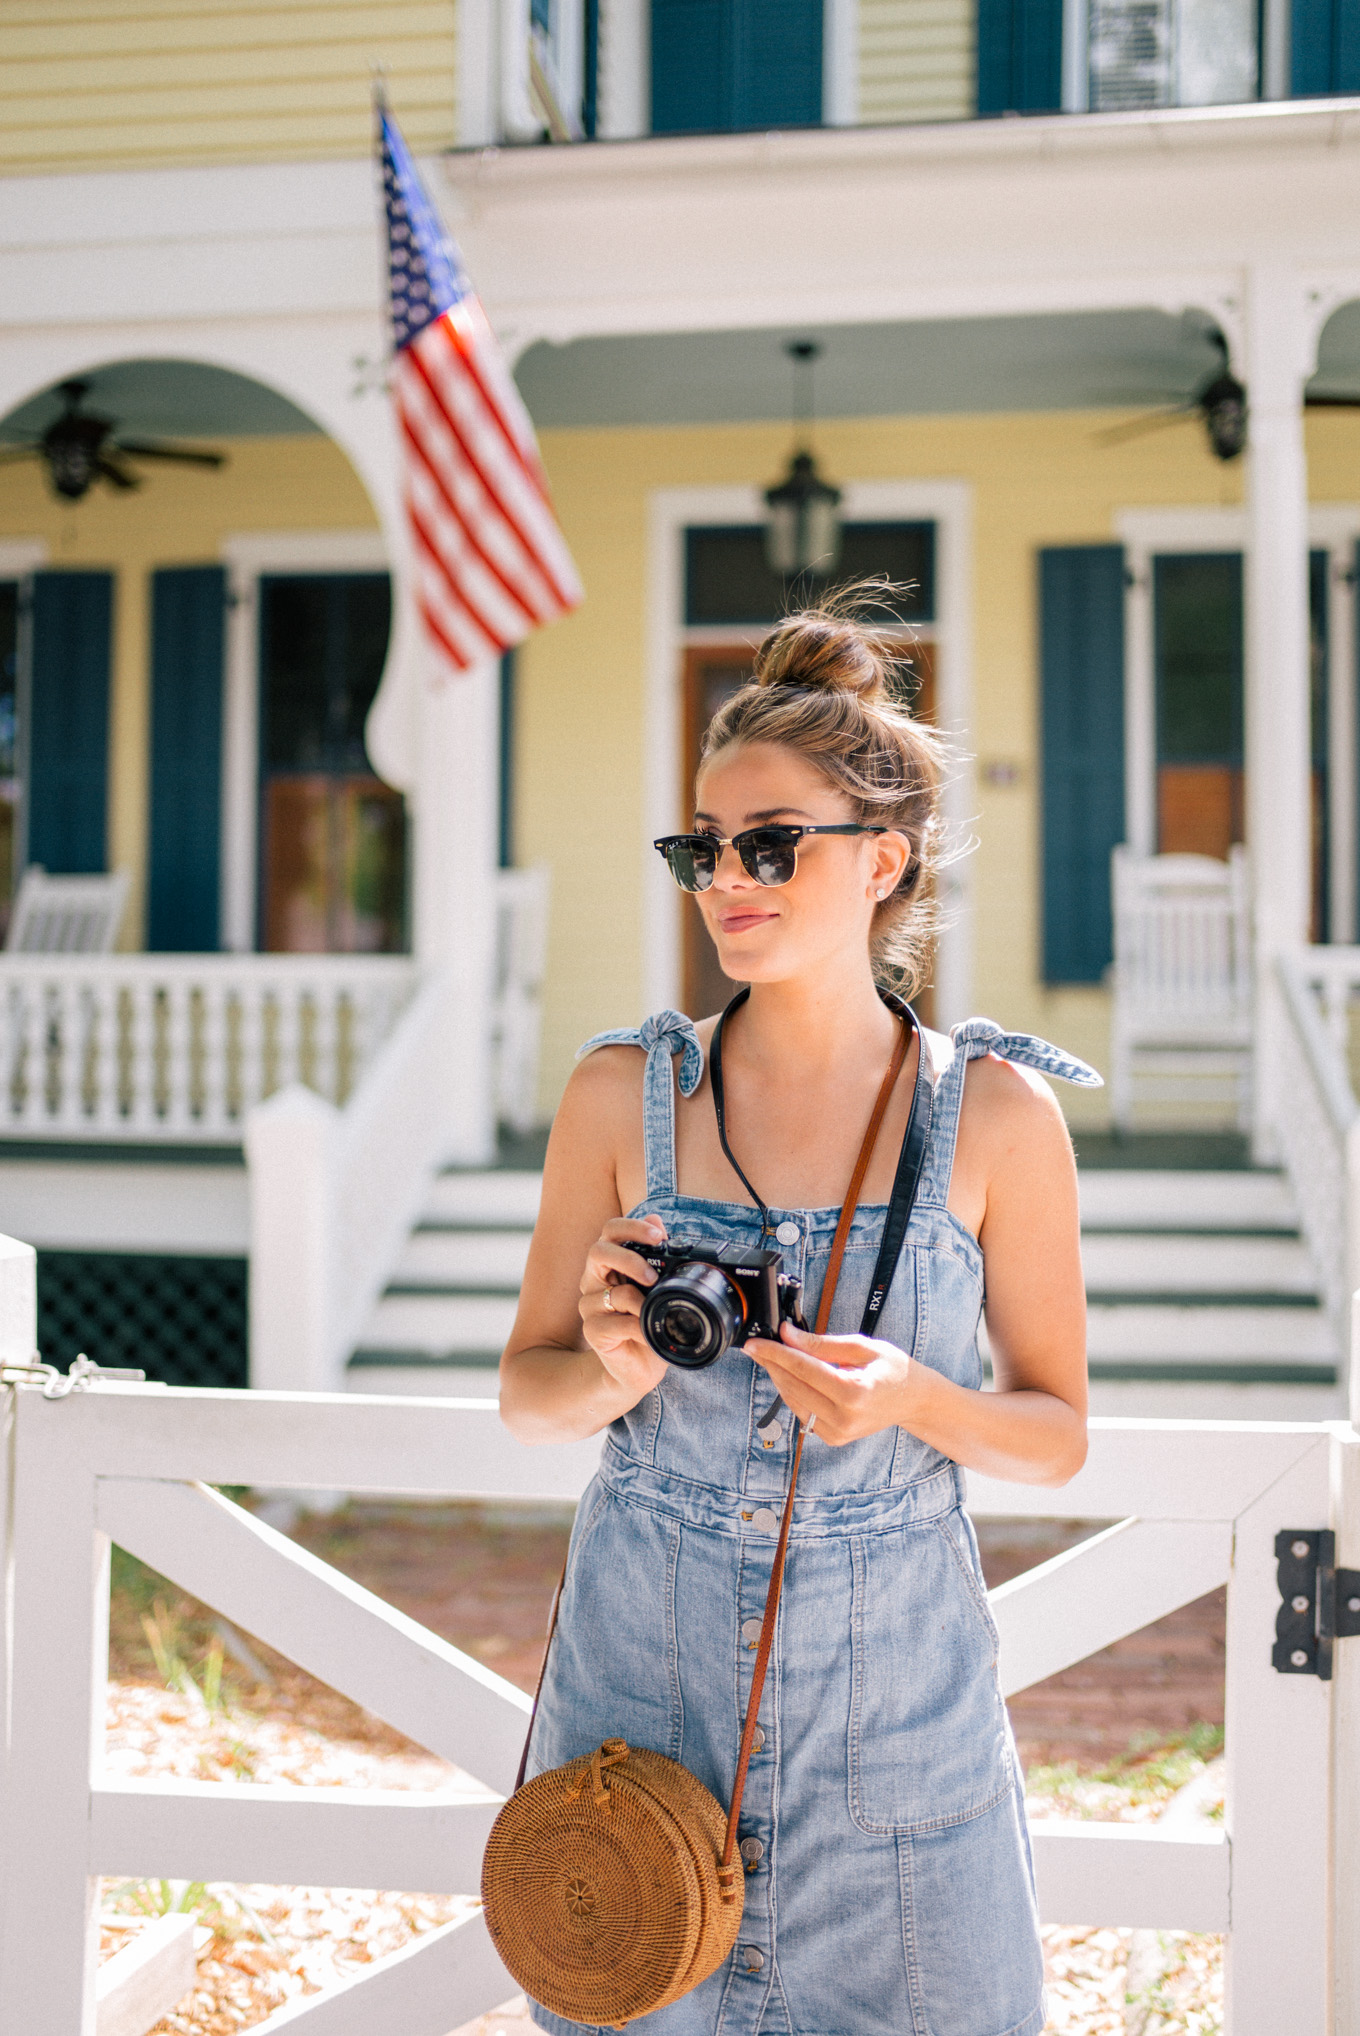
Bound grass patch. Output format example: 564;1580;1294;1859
1026;1723;1225;1822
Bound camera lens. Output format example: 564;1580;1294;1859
641;1263;747;1369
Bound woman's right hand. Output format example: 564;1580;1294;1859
579;1215;669;1398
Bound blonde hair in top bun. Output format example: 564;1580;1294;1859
698;581;949;998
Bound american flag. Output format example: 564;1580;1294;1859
379;108;583;675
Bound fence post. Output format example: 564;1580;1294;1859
1344;1128;1360;1414
0;1257;108;2035
1223;1430;1333;2033
1334;1386;1360;2036
245;1084;340;1393
0;1231;38;1849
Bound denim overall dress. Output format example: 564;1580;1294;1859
525;1011;1100;2036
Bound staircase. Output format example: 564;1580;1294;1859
1077;1152;1343;1421
347;1148;1344;1422
347;1168;539;1397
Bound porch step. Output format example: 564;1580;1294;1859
348;1167;538;1397
347;1162;1344;1413
1078;1164;1341;1409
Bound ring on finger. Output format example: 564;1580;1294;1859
602;1285;616;1313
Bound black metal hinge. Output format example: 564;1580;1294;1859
1273;1530;1360;1680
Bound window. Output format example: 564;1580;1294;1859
684;522;936;627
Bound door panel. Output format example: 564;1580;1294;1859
257;574;406;954
1153;552;1244;858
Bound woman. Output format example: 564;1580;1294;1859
501;596;1095;2036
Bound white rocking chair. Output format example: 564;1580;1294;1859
1109;845;1253;1133
5;865;130;954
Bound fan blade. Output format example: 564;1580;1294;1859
113;438;226;469
1094;406;1198;447
1305;393;1360;409
96;454;140;491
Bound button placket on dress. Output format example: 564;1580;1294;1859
725;1530;779;2034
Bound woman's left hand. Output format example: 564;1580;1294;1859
746;1322;921;1446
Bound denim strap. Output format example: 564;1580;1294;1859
575;1009;704;1200
917;1018;1102;1207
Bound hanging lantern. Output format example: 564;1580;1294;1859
763;342;842;576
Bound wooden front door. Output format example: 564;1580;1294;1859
680;642;936;1021
257;573;408;954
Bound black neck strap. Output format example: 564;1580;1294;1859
708;986;933;1339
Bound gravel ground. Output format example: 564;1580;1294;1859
101;1501;1226;2036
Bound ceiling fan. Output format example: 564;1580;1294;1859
0;379;228;501
1096;327;1360;463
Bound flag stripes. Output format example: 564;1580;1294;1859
381;102;583;680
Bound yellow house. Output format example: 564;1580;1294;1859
2;0;1360;1421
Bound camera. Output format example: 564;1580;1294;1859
632;1240;806;1369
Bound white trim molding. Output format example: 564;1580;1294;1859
823;0;860;127
218;530;390;955
1113;502;1360;942
0;541;47;580
643;479;974;1024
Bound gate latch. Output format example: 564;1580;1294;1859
1273;1530;1360;1680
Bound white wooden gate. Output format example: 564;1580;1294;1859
0;1293;1356;2030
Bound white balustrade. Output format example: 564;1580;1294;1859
0;1286;1355;2034
246;968;462;1393
1275;952;1360;1388
0;955;416;1144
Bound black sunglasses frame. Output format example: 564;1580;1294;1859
652;823;887;893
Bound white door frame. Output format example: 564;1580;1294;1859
218;530;390;955
1115;503;1360;941
644;479;974;1023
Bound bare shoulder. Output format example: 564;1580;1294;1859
552;1043;645;1151
956;1046;1075;1180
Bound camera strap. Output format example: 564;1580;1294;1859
715;988;932;1880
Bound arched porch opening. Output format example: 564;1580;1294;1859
0;357;410;958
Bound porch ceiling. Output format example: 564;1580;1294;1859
516;304;1360;430
0;358;322;442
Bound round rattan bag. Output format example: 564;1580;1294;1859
481;1738;744;2030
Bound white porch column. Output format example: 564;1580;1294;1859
411;658;501;1166
1244;266;1315;1160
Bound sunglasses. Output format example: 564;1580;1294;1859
653;824;887;893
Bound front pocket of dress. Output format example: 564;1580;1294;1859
846;1522;1013;1835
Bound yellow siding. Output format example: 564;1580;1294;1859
858;0;975;126
0;0;456;174
0;435;380;945
524;408;1360;1126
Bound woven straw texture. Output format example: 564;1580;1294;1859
482;1739;745;2029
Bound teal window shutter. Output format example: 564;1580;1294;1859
1040;545;1126;983
977;0;1064;112
149;566;226;952
28;570;112;875
651;0;822;132
1291;0;1360;94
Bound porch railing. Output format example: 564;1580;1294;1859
0;954;417;1143
1275;950;1360;1352
0;1238;1356;2034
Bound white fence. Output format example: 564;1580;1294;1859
0;1280;1356;2031
0;954;416;1143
